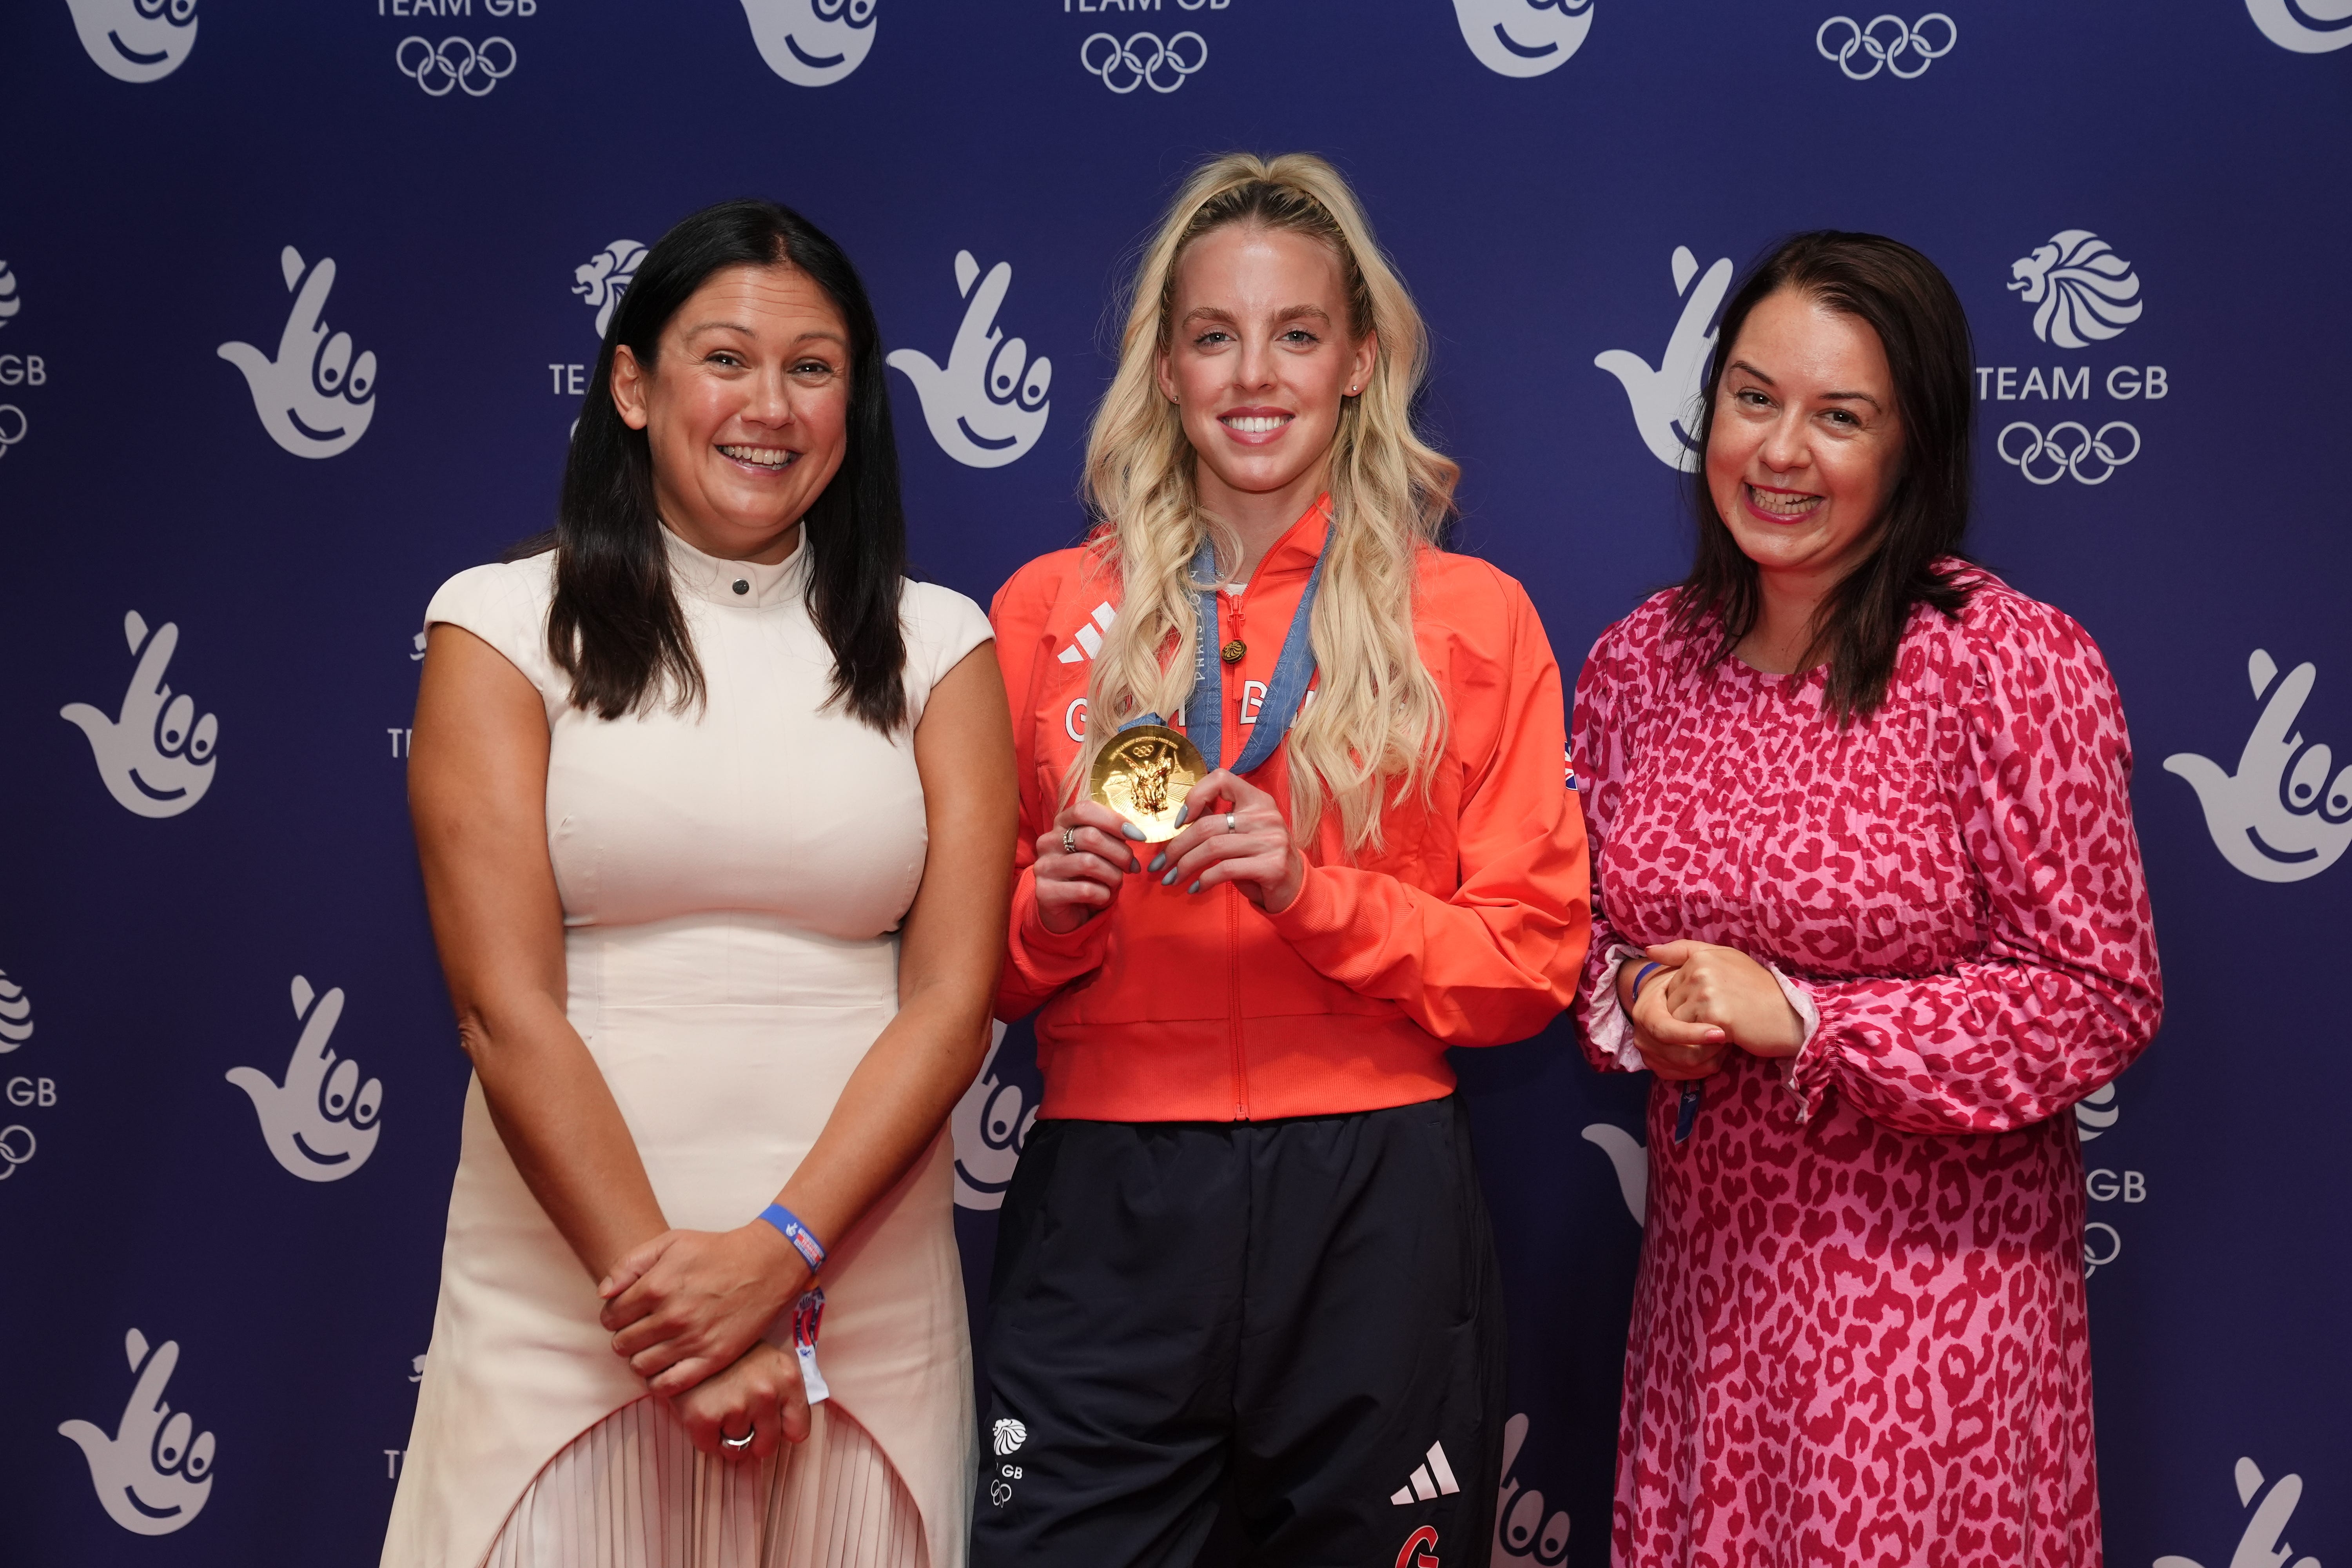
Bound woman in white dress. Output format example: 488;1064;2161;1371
385;199;1015;1568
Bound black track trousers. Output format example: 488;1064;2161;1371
971;1096;1507;1568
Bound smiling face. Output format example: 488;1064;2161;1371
1155;224;1377;524
1705;287;1906;592
1451;0;1594;77
612;263;853;564
67;0;200;83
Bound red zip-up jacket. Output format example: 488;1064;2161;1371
991;501;1591;1123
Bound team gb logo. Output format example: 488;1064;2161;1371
225;976;384;1181
217;247;378;459
887;250;1052;468
2008;230;2142;349
574;240;647;340
67;0;199;84
61;611;219;818
1453;0;1594;77
58;1329;216;1535
741;0;876;86
2165;649;2352;882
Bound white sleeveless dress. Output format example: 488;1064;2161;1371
382;529;991;1568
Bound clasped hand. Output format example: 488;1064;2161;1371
1033;768;1302;933
597;1222;808;1396
1624;940;1806;1081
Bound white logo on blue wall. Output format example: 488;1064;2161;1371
575;240;646;339
218;247;378;459
1996;420;2139;486
1492;1413;1572;1565
1580;1121;1644;1225
396;36;517;96
1815;13;1954;78
1595;245;1733;471
2009;231;2141;349
2165;650;2352;882
2156;1455;2323;1568
67;0;199;84
2247;0;2352;52
1082;31;1207;91
741;0;875;86
2074;1080;2116;1141
62;611;219;818
1453;0;1592;78
225;976;384;1181
0;260;19;328
0;969;30;1056
888;251;1051;468
58;1329;216;1535
952;1023;1035;1210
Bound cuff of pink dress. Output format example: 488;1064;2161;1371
1771;967;1833;1123
1579;944;1647;1071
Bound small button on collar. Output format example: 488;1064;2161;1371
732;579;750;596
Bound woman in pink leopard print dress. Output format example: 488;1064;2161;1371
1572;233;2161;1567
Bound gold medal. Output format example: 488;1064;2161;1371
1088;724;1208;843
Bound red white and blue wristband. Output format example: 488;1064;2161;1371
758;1205;827;1273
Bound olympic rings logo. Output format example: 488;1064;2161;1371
396;35;518;97
0;1123;33;1180
2082;1221;2121;1276
1816;14;1957;79
0;405;25;460
1997;420;2141;486
1081;31;1208;93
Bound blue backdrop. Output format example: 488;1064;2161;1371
2;2;2345;1563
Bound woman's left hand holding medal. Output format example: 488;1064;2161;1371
1149;769;1305;915
1034;800;1145;933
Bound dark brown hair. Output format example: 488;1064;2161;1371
1674;230;1977;723
516;198;910;731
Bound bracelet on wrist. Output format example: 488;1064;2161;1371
757;1204;827;1274
1630;960;1667;1007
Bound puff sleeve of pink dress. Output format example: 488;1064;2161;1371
1569;566;2161;1568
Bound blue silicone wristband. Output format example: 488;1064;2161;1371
757;1204;827;1273
1630;960;1666;1007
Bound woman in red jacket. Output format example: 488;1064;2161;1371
973;152;1590;1568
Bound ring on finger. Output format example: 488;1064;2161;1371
1225;813;1237;833
1062;827;1078;855
720;1427;754;1452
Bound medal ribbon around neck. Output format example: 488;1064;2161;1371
1122;537;1326;775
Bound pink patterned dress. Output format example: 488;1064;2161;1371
1570;566;2161;1568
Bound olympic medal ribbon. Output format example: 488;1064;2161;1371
1120;538;1327;779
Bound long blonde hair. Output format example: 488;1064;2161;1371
1077;152;1458;852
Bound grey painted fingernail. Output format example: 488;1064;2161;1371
1129;858;1140;873
1120;822;1145;841
1162;869;1178;886
1149;852;1166;872
1174;804;1189;826
1187;881;1202;895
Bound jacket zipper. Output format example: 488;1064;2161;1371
1227;882;1247;1120
1219;588;1250;1121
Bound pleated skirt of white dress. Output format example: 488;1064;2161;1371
483;1395;927;1568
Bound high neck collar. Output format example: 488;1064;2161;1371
661;524;809;610
1224;493;1332;586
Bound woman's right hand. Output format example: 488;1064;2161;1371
1033;800;1143;934
670;1341;812;1461
1621;955;1731;1081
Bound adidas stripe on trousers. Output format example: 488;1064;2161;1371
971;1096;1507;1568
